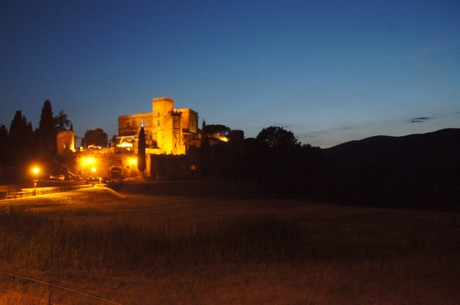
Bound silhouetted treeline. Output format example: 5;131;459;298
201;127;459;211
200;126;336;200
0;100;73;183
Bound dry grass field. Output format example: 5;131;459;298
0;186;459;305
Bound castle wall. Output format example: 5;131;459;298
118;97;198;155
118;113;153;136
177;108;198;133
57;130;75;154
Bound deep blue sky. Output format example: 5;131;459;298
1;0;459;147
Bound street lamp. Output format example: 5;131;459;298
31;166;40;196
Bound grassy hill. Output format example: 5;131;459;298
1;187;459;304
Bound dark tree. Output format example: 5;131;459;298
110;135;117;147
53;109;72;131
83;128;108;147
38;100;56;156
256;126;299;148
9;111;28;142
8;111;36;163
203;124;230;135
200;120;210;174
137;127;146;174
0;124;9;162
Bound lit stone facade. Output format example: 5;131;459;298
118;97;199;155
56;130;75;154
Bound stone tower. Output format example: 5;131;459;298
152;97;184;154
56;130;75;154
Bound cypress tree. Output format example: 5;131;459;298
38;100;56;156
137;127;146;175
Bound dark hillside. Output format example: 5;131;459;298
323;128;460;210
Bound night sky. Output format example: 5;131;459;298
1;0;459;147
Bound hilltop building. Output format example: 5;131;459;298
117;97;199;155
62;97;243;181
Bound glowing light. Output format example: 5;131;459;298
86;157;94;164
31;165;40;196
91;167;97;173
117;142;133;148
218;136;229;142
130;158;137;165
32;167;40;175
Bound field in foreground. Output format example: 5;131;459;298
0;187;459;305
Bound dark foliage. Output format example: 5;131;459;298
203;124;230;135
38;100;56;157
56;149;77;176
8;111;36;164
200;126;459;210
137;127;146;173
53;109;72;131
0;101;74;183
0;124;8;162
200;126;333;200
256;126;299;148
83;128;108;147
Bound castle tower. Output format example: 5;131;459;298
152;97;185;154
57;130;75;154
152;97;174;117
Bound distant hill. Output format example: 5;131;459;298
322;128;460;210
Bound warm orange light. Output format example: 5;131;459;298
91;167;97;173
218;136;229;142
86;157;94;164
31;166;40;176
130;158;137;165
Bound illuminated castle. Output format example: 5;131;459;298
117;97;199;155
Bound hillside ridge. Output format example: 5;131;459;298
322;128;460;210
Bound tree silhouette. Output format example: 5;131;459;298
9;110;35;163
38;100;56;156
0;124;8;162
83;128;108;147
137;127;146;175
203;124;230;135
200;120;210;174
256;126;299;148
53;109;72;131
